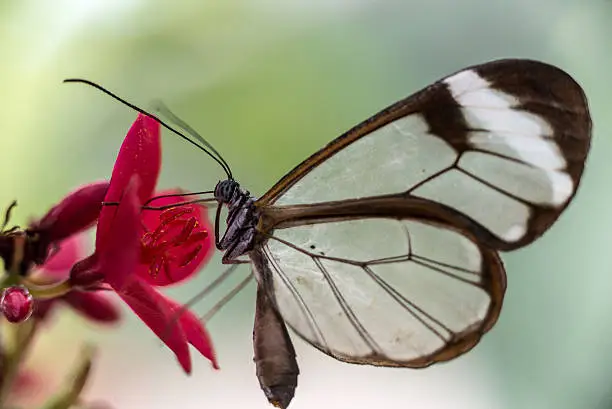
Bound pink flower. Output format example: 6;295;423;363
0;181;109;277
12;182;123;324
0;181;121;324
31;234;120;324
70;114;217;373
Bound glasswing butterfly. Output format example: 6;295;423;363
66;58;592;408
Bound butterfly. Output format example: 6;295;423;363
66;58;592;409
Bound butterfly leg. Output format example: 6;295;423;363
214;203;224;250
216;197;257;250
221;227;256;264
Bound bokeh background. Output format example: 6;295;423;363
1;0;611;408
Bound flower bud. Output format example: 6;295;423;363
1;285;34;323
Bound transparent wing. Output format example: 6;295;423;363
251;216;506;367
258;59;591;250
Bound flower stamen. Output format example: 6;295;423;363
141;206;209;282
160;207;193;224
179;244;203;267
174;217;197;245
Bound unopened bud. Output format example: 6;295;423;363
1;285;34;323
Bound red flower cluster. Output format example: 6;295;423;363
29;194;120;324
11;114;216;373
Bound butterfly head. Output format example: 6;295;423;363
214;179;242;205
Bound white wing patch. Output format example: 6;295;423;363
262;218;494;364
458;151;573;206
466;131;565;171
443;69;572;204
272;68;574;244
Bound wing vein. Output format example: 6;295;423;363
456;167;532;206
312;256;383;354
262;246;329;349
412;254;481;276
362;264;451;341
411;258;484;289
467;147;546;167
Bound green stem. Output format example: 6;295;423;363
0;318;39;407
41;344;96;409
0;275;73;299
21;278;73;299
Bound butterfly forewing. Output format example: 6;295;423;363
253;214;505;367
257;59;591;250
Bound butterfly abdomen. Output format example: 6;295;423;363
253;283;300;409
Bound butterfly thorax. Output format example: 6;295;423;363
214;179;259;262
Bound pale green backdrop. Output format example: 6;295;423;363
1;1;611;408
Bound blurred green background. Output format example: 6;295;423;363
1;0;611;408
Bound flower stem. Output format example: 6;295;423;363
41;344;96;409
0;318;38;406
21;279;73;299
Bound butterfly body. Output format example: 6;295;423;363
214;180;259;263
214;180;300;408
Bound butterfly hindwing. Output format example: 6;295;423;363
253;212;505;367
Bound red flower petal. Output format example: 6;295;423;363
165;297;218;369
138;189;214;286
116;276;192;373
69;253;104;288
98;176;142;291
98;114;160;249
63;291;121;323
36;181;109;242
39;234;83;276
33;290;120;325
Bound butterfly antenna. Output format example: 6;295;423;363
143;190;215;207
62;79;233;180
151;101;233;180
1;201;18;233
